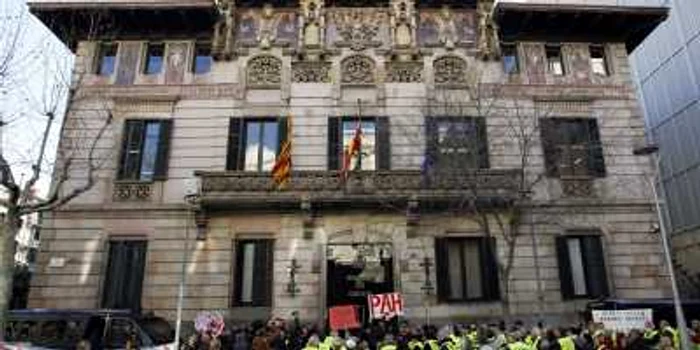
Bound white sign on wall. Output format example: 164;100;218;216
592;309;654;331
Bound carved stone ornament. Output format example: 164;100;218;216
341;55;376;84
212;0;236;60
433;56;468;85
247;55;283;88
386;61;423;83
292;61;331;82
113;182;153;201
299;0;325;48
258;3;278;49
390;0;417;48
437;5;458;50
331;9;387;51
476;0;500;60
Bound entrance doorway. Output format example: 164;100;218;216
326;243;394;324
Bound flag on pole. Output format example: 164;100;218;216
272;114;292;189
341;120;362;181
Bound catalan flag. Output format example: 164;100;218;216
341;119;362;181
272;115;292;189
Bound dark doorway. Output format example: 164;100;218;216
327;248;394;325
102;240;147;311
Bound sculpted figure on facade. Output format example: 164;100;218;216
390;0;416;48
212;0;236;59
476;0;500;60
257;3;278;49
299;0;325;48
437;5;458;50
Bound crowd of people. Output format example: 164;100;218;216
183;317;700;350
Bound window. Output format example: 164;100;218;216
95;42;117;76
327;117;391;171
501;43;519;74
546;44;565;76
143;43;164;75
234;239;273;307
226;118;289;171
425;117;489;170
193;42;212;74
102;240;147;311
556;234;609;299
590;45;609;76
118;120;173;181
435;237;500;302
540;118;605;178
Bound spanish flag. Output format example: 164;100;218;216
341;120;362;181
272;115;292;189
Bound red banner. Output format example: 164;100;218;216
367;293;404;320
329;305;360;331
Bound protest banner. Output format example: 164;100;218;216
329;305;360;331
592;309;654;332
367;293;404;320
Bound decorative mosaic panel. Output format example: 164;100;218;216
247;55;283;88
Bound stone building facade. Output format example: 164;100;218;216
28;0;670;324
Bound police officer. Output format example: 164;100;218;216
305;335;321;350
380;334;398;350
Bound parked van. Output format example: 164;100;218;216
2;309;175;349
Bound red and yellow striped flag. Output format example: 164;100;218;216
272;115;292;189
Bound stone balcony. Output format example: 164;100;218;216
195;169;521;210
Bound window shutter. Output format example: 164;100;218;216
556;236;575;300
581;235;609;298
153;120;172;180
540;118;559;177
586;119;606;178
327;117;340;170
376;117;391;170
434;238;449;302
476;118;490;169
118;120;145;180
226;118;242;171
480;237;500;301
425;117;438;172
233;241;243;306
252;240;274;307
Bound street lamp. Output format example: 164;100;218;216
633;144;691;350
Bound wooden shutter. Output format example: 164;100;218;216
376;117;391;170
586;119;606;178
479;237;500;301
233;241;243;306
540;118;559;177
252;240;274;306
556;236;575;300
434;238;449;302
102;241;146;312
226;118;242;171
327;117;340;170
153;120;173;180
118;120;145;180
476;118;490;169
581;235;609;298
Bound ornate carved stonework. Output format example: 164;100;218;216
386;61;423;83
390;0;417;48
433;56;468;85
212;0;236;60
258;4;278;49
236;7;297;49
330;9;388;51
247;55;283;88
113;182;153;201
341;55;376;84
561;176;594;197
292;61;331;82
299;0;325;48
476;0;500;60
437;6;458;49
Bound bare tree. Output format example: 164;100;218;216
0;1;113;329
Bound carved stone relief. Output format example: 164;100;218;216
236;7;297;49
438;6;458;49
292;61;331;82
390;0;417;48
418;8;476;49
386;61;423;83
165;42;188;84
247;55;283;88
212;0;236;60
328;9;389;51
568;44;592;84
433;56;468;85
299;0;325;48
258;4;278;49
341;55;376;84
522;43;546;84
476;0;499;60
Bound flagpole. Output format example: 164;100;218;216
356;99;362;170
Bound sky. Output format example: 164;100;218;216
0;0;73;198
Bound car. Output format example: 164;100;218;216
2;309;176;350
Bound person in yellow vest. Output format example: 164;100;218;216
525;327;541;350
380;334;398;350
557;329;576;350
409;332;426;350
425;326;440;350
320;332;336;350
660;320;680;350
507;331;530;350
691;319;700;350
467;325;478;350
304;335;321;350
